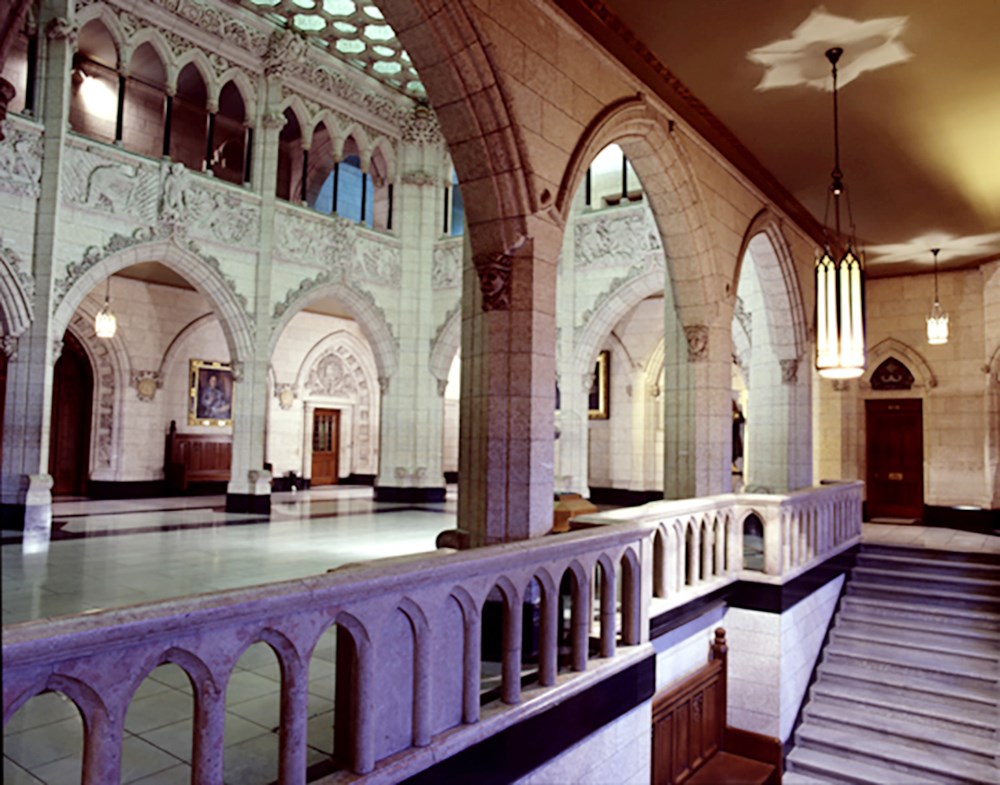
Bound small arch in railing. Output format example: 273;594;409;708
701;517;712;579
620;546;642;645
559;560;591;673
121;660;196;779
652;525;667;597
594;554;616;659
4;684;87;780
449;585;482;724
521;575;545;689
684;521;696;586
398;597;432;748
480;576;521;706
224;640;285;784
330;611;373;774
741;511;765;572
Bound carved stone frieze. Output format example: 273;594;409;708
400;169;440;187
264;29;308;78
306;353;357;398
573;206;662;270
684;325;709;362
280;64;408;133
0;125;43;199
474;252;512;312
274;208;356;268
45;17;78;45
432;241;462;290
401;106;442;146
355;235;402;287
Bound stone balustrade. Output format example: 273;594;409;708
2;522;650;784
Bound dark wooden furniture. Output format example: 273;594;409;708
652;628;781;785
164;420;231;492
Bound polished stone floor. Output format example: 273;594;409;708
2;487;997;784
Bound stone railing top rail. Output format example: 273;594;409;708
274;199;396;241
2;521;648;662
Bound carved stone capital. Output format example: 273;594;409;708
780;357;800;385
400;169;439;187
46;17;79;45
378;376;390;394
262;110;286;130
474;252;512;312
436;377;448;397
684;325;709;362
401;106;442;146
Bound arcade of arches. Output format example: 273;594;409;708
2;0;999;543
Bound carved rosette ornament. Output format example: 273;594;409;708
474;252;512;312
684;325;709;362
780;358;800;385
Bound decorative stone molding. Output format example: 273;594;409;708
684;325;709;362
0;125;43;199
231;361;244;382
275;383;296;410
51;339;63;363
70;316;117;471
274;208;356;270
378;376;389;394
306;352;358;398
573;207;662;270
401;106;442;146
647;380;661;399
1;336;18;360
1;238;35;301
734;296;752;342
576;264;647;330
356;235;402;287
262;110;287;131
155;0;270;56
45;17;78;44
401;170;440;187
131;371;162;402
264;29;307;78
432;241;462;290
474;253;512;312
394;466;427;482
780;358;800;385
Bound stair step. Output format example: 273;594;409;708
823;637;999;683
856;552;1000;580
786;745;945;785
840;595;1000;630
846;581;1000;613
837;607;1000;642
860;544;1000;567
781;769;842;785
851;565;1000;595
830;621;1000;660
794;723;998;784
802;701;998;765
809;679;998;738
816;659;999;708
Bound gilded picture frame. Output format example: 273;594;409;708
588;350;610;420
188;359;233;427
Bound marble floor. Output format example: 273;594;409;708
3;488;997;784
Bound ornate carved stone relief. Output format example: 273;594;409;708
870;357;915;390
356;235;402;287
684;325;709;362
264;29;308;78
573;206;662;270
401;106;442;146
401;170;439;187
0;125;43;199
306;352;357;398
474;252;512;312
275;383;296;410
432;241;462;290
0;238;35;301
780;357;800;384
131;370;161;402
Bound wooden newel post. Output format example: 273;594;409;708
711;627;728;663
712;627;728;724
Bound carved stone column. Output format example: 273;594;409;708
374;137;447;502
459;214;561;546
0;7;74;530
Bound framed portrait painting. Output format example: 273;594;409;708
189;359;233;426
588;350;609;420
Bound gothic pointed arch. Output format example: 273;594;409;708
557;96;719;322
0;243;32;339
51;235;255;370
864;338;937;391
429;305;461;388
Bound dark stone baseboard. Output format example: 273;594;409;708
444;471;458;484
271;476;310;492
1;503;28;530
374;486;446;503
402;654;654;785
87;480;167;499
922;505;999;533
225;493;271;515
588;486;663;506
343;474;376;486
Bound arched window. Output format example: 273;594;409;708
369;147;392;231
444;168;464;236
276;108;302;202
211;81;248;185
582;143;641;209
171;63;208;172
308;121;336;212
69;20;120;144
122;43;167;159
334;136;369;224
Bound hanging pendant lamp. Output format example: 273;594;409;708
926;248;949;345
815;47;866;380
95;277;118;339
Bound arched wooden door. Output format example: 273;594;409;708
49;332;94;496
311;408;340;486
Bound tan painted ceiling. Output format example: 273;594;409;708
599;0;1000;277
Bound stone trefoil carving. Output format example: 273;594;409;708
684;325;709;362
475;252;512;312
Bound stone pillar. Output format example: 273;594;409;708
0;8;74;530
662;313;731;499
459;214;561;546
555;226;588;496
224;91;282;513
375;145;446;502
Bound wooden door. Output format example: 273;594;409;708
865;399;923;520
49;332;93;496
311;408;340;486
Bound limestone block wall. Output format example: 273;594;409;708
0;117;41;279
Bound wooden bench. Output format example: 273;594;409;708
164;421;231;493
652;628;781;785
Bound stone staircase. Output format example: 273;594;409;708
785;544;1000;785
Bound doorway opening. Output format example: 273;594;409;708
49;332;94;496
311;408;340;486
865;398;924;521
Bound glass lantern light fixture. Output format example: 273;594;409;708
815;47;866;380
926;247;949;345
94;277;117;339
